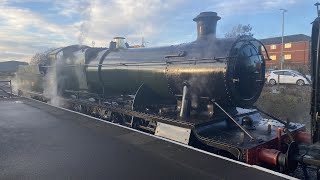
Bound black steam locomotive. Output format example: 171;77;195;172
16;11;320;177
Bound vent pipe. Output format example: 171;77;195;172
193;12;221;40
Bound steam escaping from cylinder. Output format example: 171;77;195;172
11;71;21;94
41;1;93;104
44;64;59;106
43;48;87;107
43;53;63;106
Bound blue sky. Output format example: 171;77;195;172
0;0;316;62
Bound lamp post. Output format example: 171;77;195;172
280;9;287;70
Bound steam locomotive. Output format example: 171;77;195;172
16;11;320;177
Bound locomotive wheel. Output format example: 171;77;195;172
269;79;276;86
131;118;142;129
110;112;122;123
73;104;82;112
296;79;305;86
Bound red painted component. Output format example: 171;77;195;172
258;148;281;166
278;128;282;150
295;131;311;144
245;129;302;165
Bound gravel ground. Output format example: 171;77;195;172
293;166;317;180
255;84;312;131
256;84;316;179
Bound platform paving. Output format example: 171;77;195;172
0;98;294;179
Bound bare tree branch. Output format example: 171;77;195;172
29;48;55;65
225;24;253;38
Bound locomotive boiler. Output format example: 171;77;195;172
17;11;320;177
43;12;266;121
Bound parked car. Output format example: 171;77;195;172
267;70;311;86
265;69;275;82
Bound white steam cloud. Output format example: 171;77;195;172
76;0;93;46
43;53;61;106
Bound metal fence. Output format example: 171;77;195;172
0;80;13;98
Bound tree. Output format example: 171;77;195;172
29;48;54;65
30;52;47;65
224;24;253;38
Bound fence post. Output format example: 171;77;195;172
9;80;12;98
277;74;280;91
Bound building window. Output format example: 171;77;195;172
284;54;291;60
270;45;276;50
285;43;291;48
270;55;277;60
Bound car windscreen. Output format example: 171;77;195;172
293;71;304;76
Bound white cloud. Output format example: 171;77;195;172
0;0;304;62
0;2;81;62
208;0;303;16
81;0;185;46
0;0;185;62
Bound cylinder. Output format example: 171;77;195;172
258;148;281;166
295;131;311;143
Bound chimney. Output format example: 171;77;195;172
193;12;221;40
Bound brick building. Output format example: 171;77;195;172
259;34;310;67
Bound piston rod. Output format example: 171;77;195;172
214;102;255;140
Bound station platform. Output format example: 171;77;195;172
0;97;294;179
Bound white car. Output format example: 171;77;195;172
266;70;311;86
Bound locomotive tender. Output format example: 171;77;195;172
16;11;320;177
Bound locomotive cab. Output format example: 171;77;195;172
112;37;128;49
